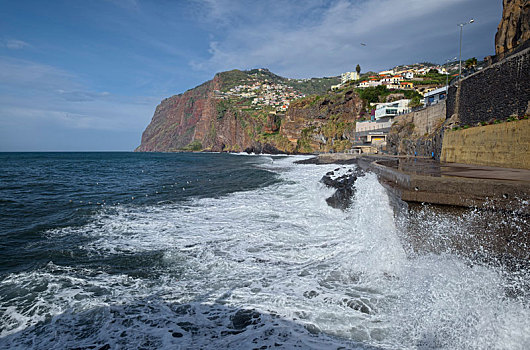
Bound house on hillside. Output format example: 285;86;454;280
423;86;447;106
379;69;394;75
400;82;414;89
358;81;370;88
392;75;404;84
375;99;411;121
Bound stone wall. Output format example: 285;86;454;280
446;85;458;119
387;102;446;158
451;47;530;125
441;118;530;169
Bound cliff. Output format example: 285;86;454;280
495;0;530;58
282;88;364;153
136;69;364;154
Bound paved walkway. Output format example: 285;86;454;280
374;157;530;183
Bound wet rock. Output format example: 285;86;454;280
346;299;371;314
231;309;261;330
304;323;321;335
177;321;199;334
321;167;365;210
303;290;319;299
244;142;283;155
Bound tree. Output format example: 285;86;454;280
409;95;422;108
356;64;361;75
465;57;478;69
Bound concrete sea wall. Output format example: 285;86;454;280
441;118;530;169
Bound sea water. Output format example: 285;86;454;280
0;152;528;349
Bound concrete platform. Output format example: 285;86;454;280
357;155;530;214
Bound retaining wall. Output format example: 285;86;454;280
441;118;530;169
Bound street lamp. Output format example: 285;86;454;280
446;57;457;87
458;19;475;81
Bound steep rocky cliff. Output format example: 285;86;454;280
136;69;364;154
282;88;364;153
495;0;530;58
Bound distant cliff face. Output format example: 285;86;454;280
136;79;216;152
136;69;362;154
495;0;530;57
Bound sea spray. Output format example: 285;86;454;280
0;153;528;349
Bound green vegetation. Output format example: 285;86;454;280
409;95;422;108
183;140;203;151
296;126;317;153
452;115;529;131
216;99;235;119
357;85;389;104
287;77;340;95
411;71;448;86
355;85;422;107
216;68;339;96
465;57;478;69
217;70;252;91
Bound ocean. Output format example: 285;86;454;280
0;152;528;349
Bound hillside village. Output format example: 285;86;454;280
215;79;305;112
212;60;472;115
331;61;481;151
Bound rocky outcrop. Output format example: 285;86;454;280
495;0;530;58
321;166;365;210
387;102;447;159
282;89;364;153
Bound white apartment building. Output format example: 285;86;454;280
375;99;411;120
341;71;360;84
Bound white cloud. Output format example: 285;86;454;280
0;56;78;90
5;39;30;50
190;0;500;77
0;57;157;132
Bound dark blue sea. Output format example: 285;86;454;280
0;152;528;349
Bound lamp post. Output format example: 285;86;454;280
458;19;475;81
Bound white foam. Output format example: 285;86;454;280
1;156;528;349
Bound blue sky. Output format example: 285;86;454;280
0;0;502;151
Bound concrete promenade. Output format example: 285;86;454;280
315;153;530;213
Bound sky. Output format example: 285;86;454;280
0;0;502;151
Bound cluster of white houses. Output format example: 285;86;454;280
354;86;448;148
215;81;305;112
333;63;455;95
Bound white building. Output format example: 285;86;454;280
341;71;360;84
379;69;394;76
423;86;448;106
375;99;410;120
